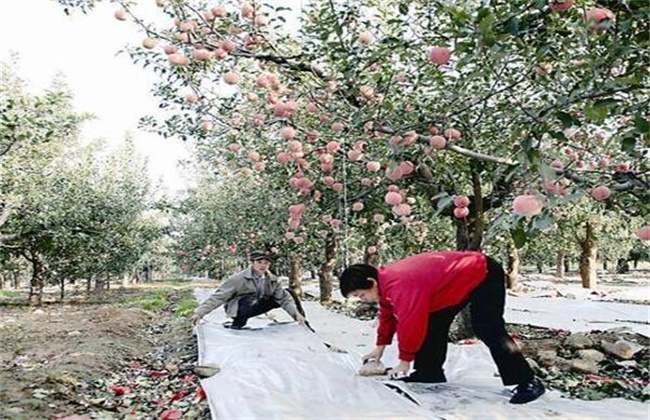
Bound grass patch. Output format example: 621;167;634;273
120;288;175;312
175;293;198;318
153;277;193;285
118;285;198;315
0;290;22;299
135;294;168;312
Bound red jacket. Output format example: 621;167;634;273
376;251;488;362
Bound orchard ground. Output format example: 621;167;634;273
1;267;648;419
0;282;210;419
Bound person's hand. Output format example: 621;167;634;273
191;314;203;326
295;313;307;325
362;345;386;364
389;360;411;379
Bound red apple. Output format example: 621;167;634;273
428;47;450;65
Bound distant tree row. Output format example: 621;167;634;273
0;59;170;305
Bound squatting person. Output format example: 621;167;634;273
192;250;306;329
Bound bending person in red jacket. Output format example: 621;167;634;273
339;250;545;404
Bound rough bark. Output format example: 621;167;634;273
318;235;337;303
59;278;66;300
364;248;380;266
579;222;599;289
288;254;303;297
454;168;489;339
94;276;105;294
555;252;565;279
506;242;520;290
28;256;45;307
468;168;485;251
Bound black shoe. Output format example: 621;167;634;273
229;317;247;329
224;320;246;330
510;378;545;404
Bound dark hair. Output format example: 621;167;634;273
339;264;378;297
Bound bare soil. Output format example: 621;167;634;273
0;285;209;420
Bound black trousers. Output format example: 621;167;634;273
412;256;534;386
232;289;305;327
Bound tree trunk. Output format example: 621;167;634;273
288;254;303;297
364;247;380;266
94;276;106;296
318;235;337;303
59;278;65;300
454;172;485;339
555;252;565;279
12;271;20;289
506;242;519;290
28;256;46;307
579;222;598;289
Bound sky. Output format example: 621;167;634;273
0;1;188;195
0;0;304;196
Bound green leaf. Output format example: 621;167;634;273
476;7;492;23
593;98;618;109
634;117;649;134
436;196;453;211
520;136;533;153
557;191;584;204
381;36;401;46
506;18;520;36
540;163;557;180
511;225;527;249
477;11;496;46
585;106;609;122
398;3;408;15
621;136;636;152
527;148;541;167
533;213;554;231
555;111;576;127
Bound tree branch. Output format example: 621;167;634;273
374;125;516;165
556;168;649;192
447;75;529;120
